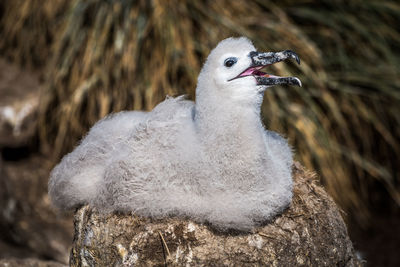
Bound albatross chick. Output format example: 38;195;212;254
49;37;302;231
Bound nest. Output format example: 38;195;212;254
69;163;361;266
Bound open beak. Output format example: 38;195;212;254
232;50;302;87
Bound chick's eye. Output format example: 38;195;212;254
224;57;237;68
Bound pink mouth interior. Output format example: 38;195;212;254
239;66;271;78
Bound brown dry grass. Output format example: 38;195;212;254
0;0;68;69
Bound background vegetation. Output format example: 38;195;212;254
1;0;399;231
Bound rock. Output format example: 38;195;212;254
0;155;73;264
70;163;361;266
0;58;39;148
0;156;17;243
0;258;66;267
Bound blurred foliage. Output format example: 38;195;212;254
0;0;399;224
0;0;69;69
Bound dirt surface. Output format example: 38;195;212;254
0;58;72;265
0;154;73;264
0;257;66;267
0;57;39;147
348;205;400;267
0;58;40;107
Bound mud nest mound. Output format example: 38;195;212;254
70;163;361;266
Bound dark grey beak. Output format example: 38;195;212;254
249;50;302;87
249;50;300;65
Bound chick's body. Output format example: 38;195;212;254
49;37;297;231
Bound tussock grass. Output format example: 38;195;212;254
0;0;69;69
1;0;399;223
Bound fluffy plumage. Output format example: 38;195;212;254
49;37;294;231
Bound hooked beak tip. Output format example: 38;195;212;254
248;50;302;87
294;77;302;87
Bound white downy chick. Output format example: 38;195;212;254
49;37;301;231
